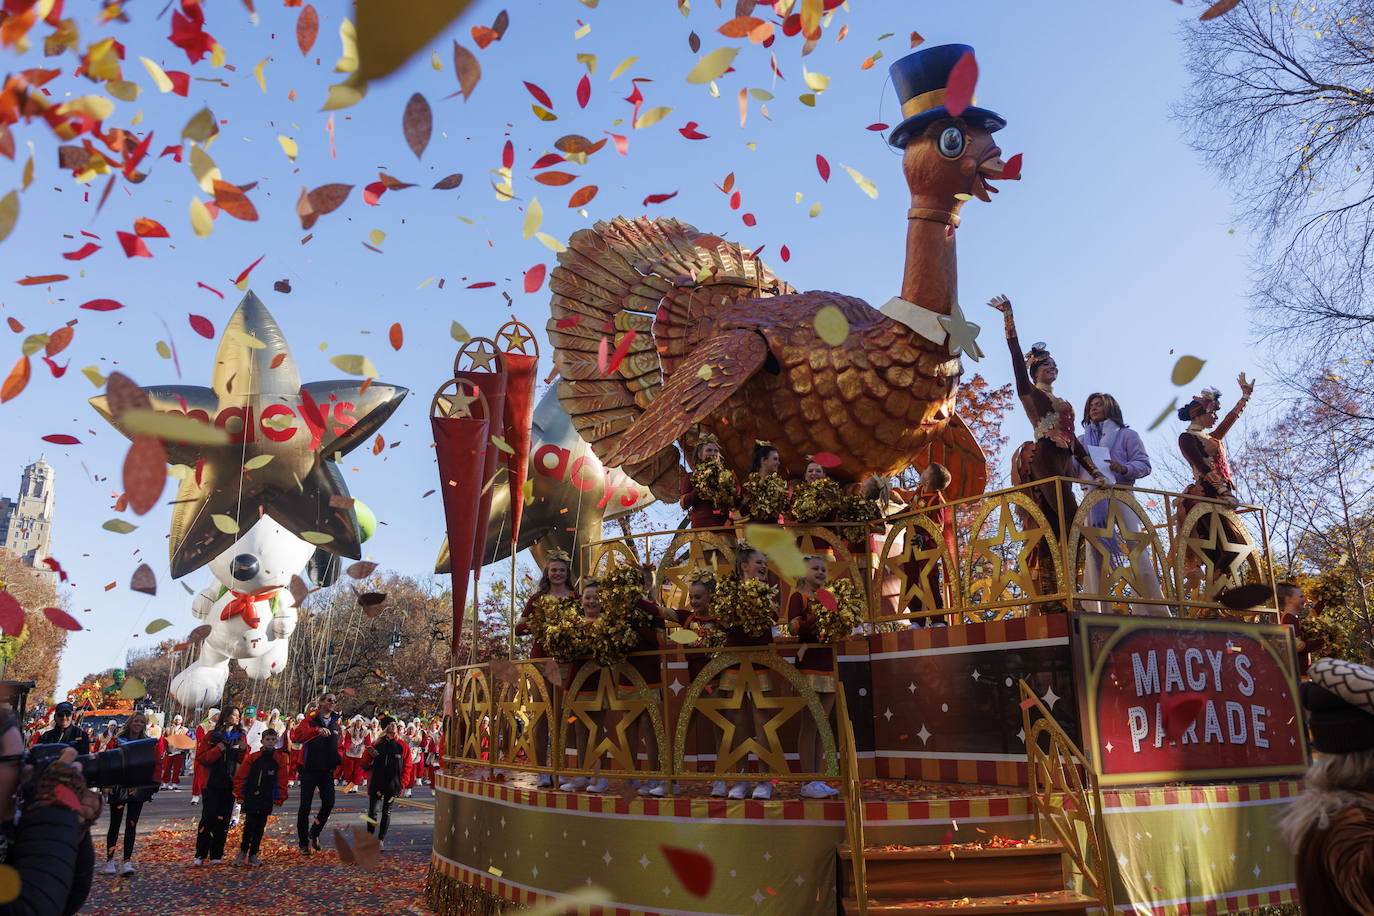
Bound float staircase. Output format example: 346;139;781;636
837;840;1098;914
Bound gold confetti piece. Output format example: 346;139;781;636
842;164;878;199
0;191;15;245
1171;355;1206;386
609;56;637;80
573;22;590;39
669;628;699;645
334;18;359;72
145;619;171;634
368;229;385;245
330;354;379;377
535;231;566;253
743;523;805;580
243;454;274;470
802;68;830;92
278;136;298;161
490;434;514;454
140;57;175;93
809;202;822;217
254;58;269;92
82;366;107;387
450;321;470;343
121;408;231;444
634;105;672;128
189;197;214;238
301;530;334;544
118;675;147;699
102;519;137;534
522;197;543;239
686;47;738;84
211;514;241;534
322;82;366;111
696;363;713;380
577;53;597;73
1148;398;1179;431
190;146;220;194
813;305;849;345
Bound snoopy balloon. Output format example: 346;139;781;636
170;517;309;706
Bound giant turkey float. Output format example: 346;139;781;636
424;45;1305;916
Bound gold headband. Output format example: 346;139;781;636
544;549;571;565
901;89;978;120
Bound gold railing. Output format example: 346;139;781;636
1018;679;1115;911
835;686;867;915
581;478;1274;624
443;645;839;786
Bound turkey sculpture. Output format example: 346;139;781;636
546;45;1016;500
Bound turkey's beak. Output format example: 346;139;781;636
971;153;1017;203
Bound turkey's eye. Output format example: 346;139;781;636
937;127;965;159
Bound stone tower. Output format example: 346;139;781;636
0;458;54;567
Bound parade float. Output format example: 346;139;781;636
425;45;1305;916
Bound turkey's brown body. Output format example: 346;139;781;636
688;291;961;482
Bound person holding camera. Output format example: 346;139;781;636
361;716;409;847
101;712;160;876
0;702;102;916
36;703;90;755
291;692;342;855
192;706;245;866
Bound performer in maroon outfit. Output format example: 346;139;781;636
1175;376;1254;592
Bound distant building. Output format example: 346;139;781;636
0;458;54;568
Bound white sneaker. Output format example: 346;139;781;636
800;780;840;799
585;777;610;793
710;781;728;797
121;860;135;876
535;774;553;788
649;780;667;798
751;782;774;800
636;781;653;796
248;855;263;867
209;859;222;865
190;796;200;806
103;858;118;875
191;859;203;868
559;776;589;792
727;781;750;799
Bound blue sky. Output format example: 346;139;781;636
0;1;1264;695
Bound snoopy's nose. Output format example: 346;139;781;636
230;554;260;581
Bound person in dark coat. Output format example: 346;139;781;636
193;706;245;866
0;702;101;916
232;727;290;867
361;716;409;846
36;703;90;755
290;692;342;855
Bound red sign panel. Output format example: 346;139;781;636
1075;616;1307;785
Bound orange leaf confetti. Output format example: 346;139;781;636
389;322;403;350
0;356;28;402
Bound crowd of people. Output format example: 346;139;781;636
18;698;443;874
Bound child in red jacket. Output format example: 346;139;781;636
231;727;290;867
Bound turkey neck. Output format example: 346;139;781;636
899;210;959;316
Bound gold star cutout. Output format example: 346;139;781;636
462;340;500;372
939;300;984;361
498;326;531;352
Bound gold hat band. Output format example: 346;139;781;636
901;88;978;120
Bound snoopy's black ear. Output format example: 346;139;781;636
307;549;342;588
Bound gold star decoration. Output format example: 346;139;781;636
938;300;985;361
689;658;808;773
460;338;500;372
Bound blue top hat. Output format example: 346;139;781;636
887;44;1006;149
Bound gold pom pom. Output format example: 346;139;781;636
741;471;789;521
690;457;738;513
788;477;841;524
711;573;778;636
810;578;865;643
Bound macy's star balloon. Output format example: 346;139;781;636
89;291;408;578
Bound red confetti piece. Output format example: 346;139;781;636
466;281;495;289
742;212;756;227
41;434;80;445
555;315;580;329
865;123;889;131
679;122;709;140
811;452;842;468
643;191;679;206
523;264;546;293
501;140;515;169
531;153;564;169
0;356;28;402
134;217;169;238
729;190;741;210
816;154;830;182
606;329;636;374
997;152;1022;181
363;181;387;206
80;298;123;311
816;588;837;611
17;275;68;285
296;3;319;55
0;592;22;637
166;71;190;96
576;74;591;108
780;245;790;262
41;357;67;378
43;606;82;631
42;557;67;581
46;327;72;357
523;81;553;108
945;51;977;118
234;254;265;286
661;845;714;898
188;314;214;338
567;185;598;208
197;282;224;299
5;318;20;332
389;323;403;350
62;242;100;260
1162;691;1206;737
1019;697;1038;710
606;131;628;155
118;231;151;258
124;434;167;516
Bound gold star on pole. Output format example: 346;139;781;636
498;325;531;352
939;301;985;361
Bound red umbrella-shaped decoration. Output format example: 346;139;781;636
430;377;490;656
454;338;508;659
495;319;540;547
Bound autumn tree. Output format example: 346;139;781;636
1178;0;1374;441
0;550;69;707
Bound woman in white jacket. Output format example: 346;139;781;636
1078;394;1167;616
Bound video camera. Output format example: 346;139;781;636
26;738;158;790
